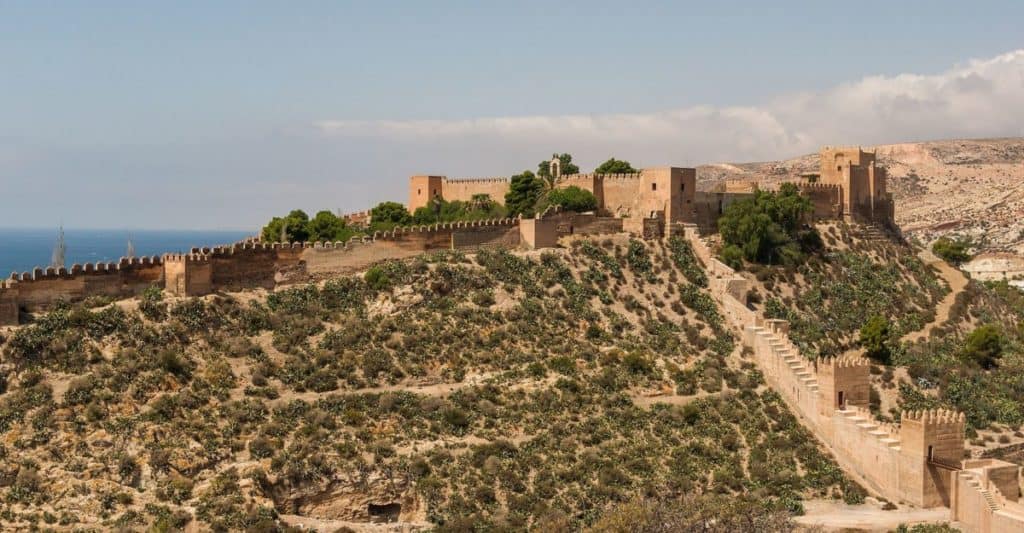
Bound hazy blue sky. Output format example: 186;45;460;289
2;1;1023;230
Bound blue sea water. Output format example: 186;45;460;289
0;228;253;276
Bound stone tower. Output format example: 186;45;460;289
408;175;445;212
818;146;890;223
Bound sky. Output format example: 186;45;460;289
1;1;1023;231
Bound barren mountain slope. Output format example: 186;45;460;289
697;138;1024;253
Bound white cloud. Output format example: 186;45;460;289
3;49;1024;230
315;49;1024;167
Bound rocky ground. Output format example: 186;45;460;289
697;137;1024;255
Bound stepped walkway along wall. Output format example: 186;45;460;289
680;224;1023;532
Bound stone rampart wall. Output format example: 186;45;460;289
600;174;645;218
6;257;164;313
681;226;979;510
571;215;625;236
441;178;510;204
1;219;523;321
952;461;1024;533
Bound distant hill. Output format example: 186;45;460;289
697;138;1024;253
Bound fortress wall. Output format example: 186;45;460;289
724;179;758;193
682;228;977;509
11;258;164;311
203;244;280;291
692;191;754;232
556;174;602;206
298;239;429;276
600;174;645;218
0;282;19;325
441;178;510;205
519;218;558;250
792;181;843;220
297;219;519;275
952;462;1024;533
298;230;450;276
119;257;165;293
570;214;624;236
747;324;823;430
828;405;901;495
451;223;520;250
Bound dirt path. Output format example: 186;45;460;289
266;371;509;407
795;499;949;532
902;249;969;343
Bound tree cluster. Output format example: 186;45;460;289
717;183;820;267
411;194;507;224
261;210;361;243
594;157;637;174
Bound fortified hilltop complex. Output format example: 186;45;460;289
410;146;894;234
0;146;1020;532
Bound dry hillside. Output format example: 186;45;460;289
698;138;1024;254
0;238;855;532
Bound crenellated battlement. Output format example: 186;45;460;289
443;177;509;184
901;408;966;427
790;180;842;192
558;172;642;182
816;354;872;369
163;252;210;263
12;255;165;282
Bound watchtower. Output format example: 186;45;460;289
898;409;966;507
162;253;212;297
409;175;445;212
819;146;889;223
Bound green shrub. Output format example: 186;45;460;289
932;236;971;264
719;245;744;270
962;324;1003;369
545;186;598;212
139;286;167;322
859;315;893;364
667;237;707;287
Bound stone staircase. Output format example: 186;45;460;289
965;476;1001;511
838;407;902;451
851;222;902;243
775;338;820;394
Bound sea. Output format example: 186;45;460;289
0;228;254;276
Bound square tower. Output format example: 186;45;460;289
898;409;966;507
819;146;889;222
163;254;212;296
636;167;696;224
815;355;871;416
409;175;445;212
